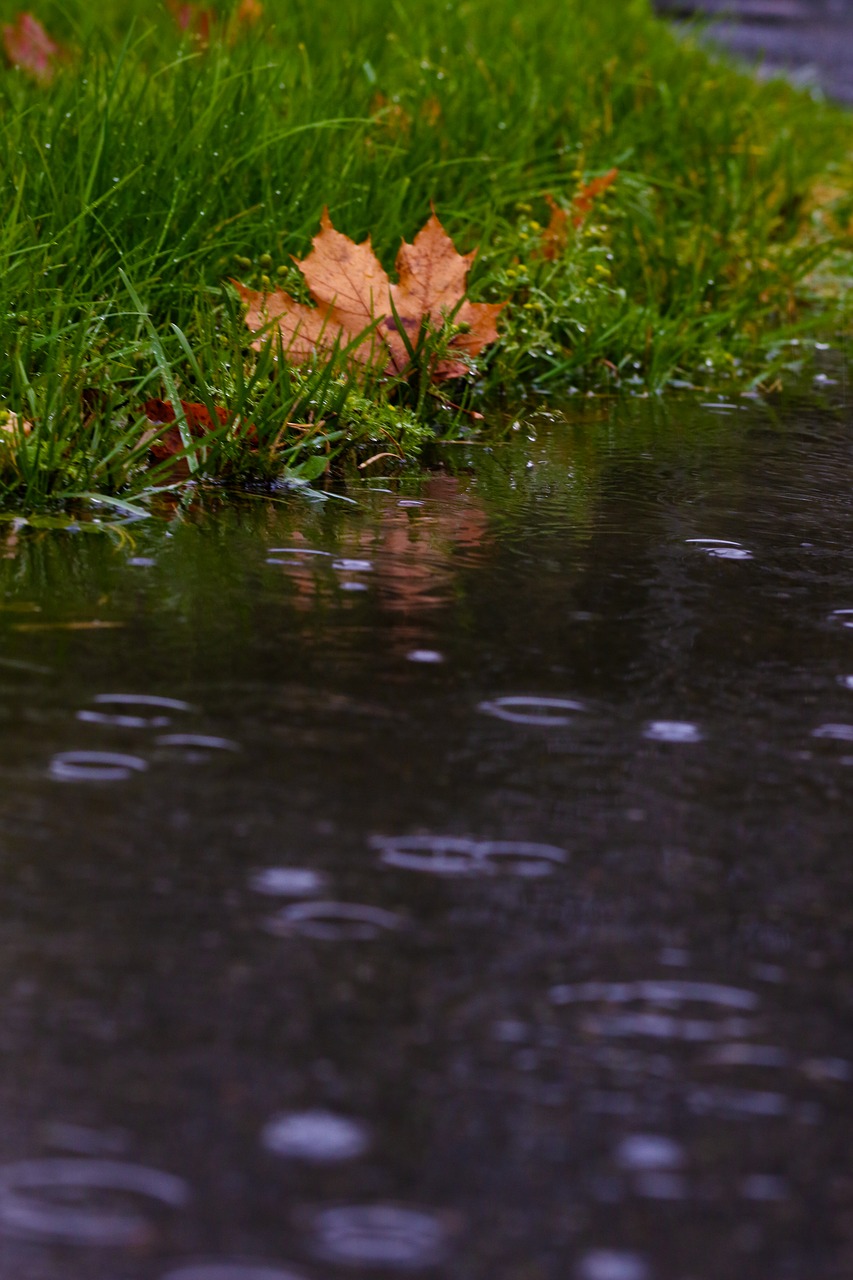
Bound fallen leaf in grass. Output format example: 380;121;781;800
168;1;213;41
2;12;62;83
0;410;32;439
235;210;505;383
537;169;619;260
572;167;618;226
167;0;262;43
538;195;569;261
235;0;263;25
141;397;230;461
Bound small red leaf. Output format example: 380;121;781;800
572;167;618;226
142;398;229;461
2;12;62;84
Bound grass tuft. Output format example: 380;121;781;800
0;0;851;508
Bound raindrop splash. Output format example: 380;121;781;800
643;721;702;744
249;868;328;897
261;1111;370;1162
311;1204;448;1269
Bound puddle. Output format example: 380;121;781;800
2;393;853;1279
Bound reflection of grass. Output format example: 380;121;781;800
0;0;851;508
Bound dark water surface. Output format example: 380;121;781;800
1;381;853;1280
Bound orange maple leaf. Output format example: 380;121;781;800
235;211;504;383
2;12;62;83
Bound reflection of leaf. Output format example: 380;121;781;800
235;210;505;383
2;12;62;84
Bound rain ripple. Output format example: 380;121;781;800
78;694;193;729
478;695;586;725
311;1204;448;1269
0;1157;189;1244
49;751;148;782
155;734;241;753
264;901;405;941
550;981;759;1010
373;834;567;878
685;538;753;560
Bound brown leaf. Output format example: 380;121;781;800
141;398;229;462
535;170;618;262
168;2;213;42
235;0;263;23
538;194;569;261
572;167;618;226
297;209;393;367
237;210;505;383
2;12;62;83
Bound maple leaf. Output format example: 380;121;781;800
235;210;505;383
2;12;62;84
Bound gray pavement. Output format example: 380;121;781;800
655;0;853;102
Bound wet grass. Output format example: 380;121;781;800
0;0;851;509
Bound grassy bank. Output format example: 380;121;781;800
0;0;851;510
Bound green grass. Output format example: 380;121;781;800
0;0;851;509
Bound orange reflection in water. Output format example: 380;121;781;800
282;474;491;651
